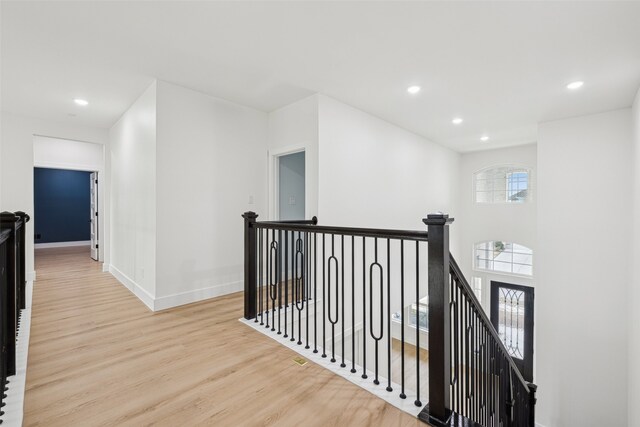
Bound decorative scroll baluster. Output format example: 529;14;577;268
328;235;339;362
322;233;326;358
369;238;383;385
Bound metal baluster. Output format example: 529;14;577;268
296;234;304;345
362;236;368;379
369;238;383;385
340;235;346;367
305;231;310;349
284;230;289;337
313;232;318;354
291;230;296;342
277;230;282;334
350;235;356;373
266;229;270;329
386;238;392;392
259;229;264;325
415;241;421;406
328;235;338;362
270;230;277;332
399;240;406;399
322;233;326;357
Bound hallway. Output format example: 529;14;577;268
24;247;420;426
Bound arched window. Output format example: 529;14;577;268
474;166;531;203
474;241;533;276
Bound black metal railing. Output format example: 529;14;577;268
0;211;30;422
242;211;536;427
446;256;537;427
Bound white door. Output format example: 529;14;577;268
90;172;98;260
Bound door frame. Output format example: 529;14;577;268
490;280;535;382
268;144;307;221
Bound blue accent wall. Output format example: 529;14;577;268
34;168;91;243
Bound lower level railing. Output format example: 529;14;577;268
242;211;536;426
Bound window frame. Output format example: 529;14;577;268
473;164;533;205
473;241;534;277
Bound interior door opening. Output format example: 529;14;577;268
277;151;305;221
33;167;99;261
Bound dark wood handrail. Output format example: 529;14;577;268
450;254;530;390
254;220;429;241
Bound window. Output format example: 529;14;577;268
475;241;533;276
474;166;530;203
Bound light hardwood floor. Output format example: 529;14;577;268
24;246;423;427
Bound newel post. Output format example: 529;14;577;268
242;211;258;320
420;213;454;425
528;382;537;426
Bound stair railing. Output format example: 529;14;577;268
242;211;536;426
0;211;30;422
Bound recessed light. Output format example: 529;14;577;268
452;117;463;125
566;81;584;90
407;85;421;95
480;135;489;142
74;98;89;106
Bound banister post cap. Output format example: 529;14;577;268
311;216;318;225
242;211;258;220
423;212;454;226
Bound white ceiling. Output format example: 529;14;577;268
2;1;640;152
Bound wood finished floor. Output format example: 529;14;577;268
24;246;423;426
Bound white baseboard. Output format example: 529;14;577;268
154;280;243;311
35;240;91;249
102;264;109;273
26;271;36;282
108;265;155;311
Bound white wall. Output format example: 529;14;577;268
0;112;108;278
154;80;268;309
109;82;157;308
537;109;632;427
317;95;459;235
631;88;640;426
458;144;537;310
33;135;106;260
268;94;319;220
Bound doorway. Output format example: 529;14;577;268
277;151;305;220
490;281;534;382
33;167;99;260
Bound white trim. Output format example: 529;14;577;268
26;271;36;282
108;265;155;311
102;264;110;273
154;281;243;311
3;280;34;426
33;160;100;173
35;240;91;249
